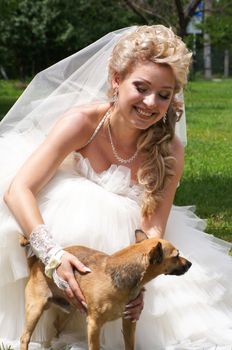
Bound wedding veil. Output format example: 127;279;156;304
0;26;187;145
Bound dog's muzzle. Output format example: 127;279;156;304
166;259;192;276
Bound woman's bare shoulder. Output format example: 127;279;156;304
170;135;185;176
171;135;184;156
47;103;110;151
61;103;109;129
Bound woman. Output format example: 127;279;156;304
0;25;232;349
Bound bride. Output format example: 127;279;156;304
0;25;232;350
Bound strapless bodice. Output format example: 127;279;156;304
73;152;142;203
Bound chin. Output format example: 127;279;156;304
131;109;158;129
131;120;153;130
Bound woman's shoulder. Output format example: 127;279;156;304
170;135;185;176
48;103;110;150
61;103;110;130
171;135;184;156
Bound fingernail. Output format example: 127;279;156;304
126;303;133;308
131;319;137;323
124;315;132;320
123;311;130;315
84;267;91;272
81;301;88;309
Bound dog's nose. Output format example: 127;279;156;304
184;260;192;271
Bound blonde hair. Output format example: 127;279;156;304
108;25;192;216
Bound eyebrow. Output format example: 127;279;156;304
134;78;174;90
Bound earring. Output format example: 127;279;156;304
163;113;167;124
111;88;118;105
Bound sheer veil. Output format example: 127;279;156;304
0;26;187;145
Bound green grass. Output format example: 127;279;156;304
0;79;232;242
175;79;232;242
0;80;26;119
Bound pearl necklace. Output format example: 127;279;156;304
106;111;139;164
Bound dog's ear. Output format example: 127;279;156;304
135;229;148;243
149;242;163;264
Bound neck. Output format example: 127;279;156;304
109;108;141;150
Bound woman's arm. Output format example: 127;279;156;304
3;109;95;310
141;136;184;238
4;110;92;234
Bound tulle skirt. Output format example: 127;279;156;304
0;132;232;349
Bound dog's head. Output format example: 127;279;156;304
135;230;192;284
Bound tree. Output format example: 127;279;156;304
0;0;141;79
203;0;212;79
123;0;202;37
202;0;232;77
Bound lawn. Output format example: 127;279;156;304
175;79;232;242
0;79;232;242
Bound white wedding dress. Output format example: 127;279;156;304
0;123;232;350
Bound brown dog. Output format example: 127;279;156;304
20;230;191;350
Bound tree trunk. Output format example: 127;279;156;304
224;49;229;78
203;0;212;80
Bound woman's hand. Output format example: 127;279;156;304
56;252;91;314
124;288;145;322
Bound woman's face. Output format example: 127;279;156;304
113;61;176;130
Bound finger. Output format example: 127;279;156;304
70;256;91;273
125;296;143;309
64;285;86;313
126;289;144;308
67;278;87;312
124;307;143;321
124;303;144;316
124;301;144;321
64;286;80;308
124;312;140;322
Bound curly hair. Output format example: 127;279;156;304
108;25;192;216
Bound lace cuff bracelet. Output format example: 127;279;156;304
29;224;65;278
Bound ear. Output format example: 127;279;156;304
149;242;163;264
135;229;148;243
111;72;121;89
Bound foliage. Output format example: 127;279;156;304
202;0;232;51
0;0;142;79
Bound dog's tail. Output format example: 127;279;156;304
18;234;37;268
19;234;29;247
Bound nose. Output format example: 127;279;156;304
185;260;192;271
143;93;157;108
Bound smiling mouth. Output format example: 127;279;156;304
135;107;157;118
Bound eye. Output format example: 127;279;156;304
136;85;147;93
159;93;170;100
133;82;148;93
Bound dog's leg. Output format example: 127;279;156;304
122;318;136;350
20;300;47;350
87;315;102;350
20;278;49;350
